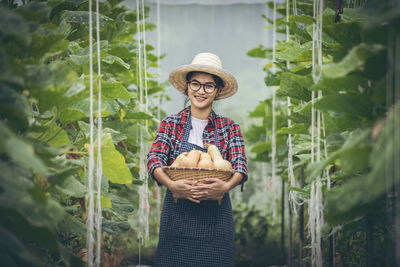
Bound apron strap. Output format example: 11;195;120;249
179;109;222;154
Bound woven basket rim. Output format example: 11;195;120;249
162;166;235;174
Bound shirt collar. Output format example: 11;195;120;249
179;106;216;128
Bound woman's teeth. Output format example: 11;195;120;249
195;96;207;101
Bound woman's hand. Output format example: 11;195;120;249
169;179;207;203
191;178;229;201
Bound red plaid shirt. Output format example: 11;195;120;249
147;106;247;190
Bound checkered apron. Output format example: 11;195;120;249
154;115;235;267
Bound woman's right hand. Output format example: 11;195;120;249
168;180;205;203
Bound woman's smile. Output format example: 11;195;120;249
187;72;218;117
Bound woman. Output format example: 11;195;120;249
147;52;247;267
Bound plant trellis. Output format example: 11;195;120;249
309;0;324;266
86;0;103;266
137;0;150;250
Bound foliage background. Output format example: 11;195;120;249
0;0;399;266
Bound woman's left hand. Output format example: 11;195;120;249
191;178;229;200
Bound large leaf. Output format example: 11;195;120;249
0;6;30;44
325;103;400;224
0;84;30;132
53;176;87;198
0;123;48;175
276;123;308;135
36;122;71;147
95;133;132;184
275;41;312;62
279;72;312;101
247;45;269;59
305;129;371;182
314;92;373;119
70;98;120;117
0;160;64;228
102;219;130;235
322;43;385;79
102;80;132;100
311;74;368;94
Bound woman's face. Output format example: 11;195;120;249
187;72;219;112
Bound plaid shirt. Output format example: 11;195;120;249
147;106;247;190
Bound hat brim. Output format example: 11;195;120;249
169;64;238;100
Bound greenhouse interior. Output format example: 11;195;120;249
0;0;399;266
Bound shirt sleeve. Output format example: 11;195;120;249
227;122;248;191
147;118;172;183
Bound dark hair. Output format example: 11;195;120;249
186;71;224;89
184;71;224;108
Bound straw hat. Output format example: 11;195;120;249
169;52;238;100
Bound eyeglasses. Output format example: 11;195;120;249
187;80;217;94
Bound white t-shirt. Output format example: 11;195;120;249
188;116;208;148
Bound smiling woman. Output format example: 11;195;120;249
147;52;248;267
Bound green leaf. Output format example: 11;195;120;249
0;84;30;132
275;41;312;62
322;17;362;46
277;123;308;135
325;102;400;224
0;123;47;175
322;44;385;79
279;72;312;101
57;213;86;238
102;219;130;235
251;141;271;155
61;10;112;27
0;161;64;228
125;110;153;120
102;80;132;100
96;133;132;184
247;45;269;59
59;109;86;124
70;98;120;117
0;6;30;44
305;129;371;182
37;122;71;147
311;74;368;94
314;93;373;119
102;55;130;69
101;196;112;208
289;14;314;25
249;101;266;118
147;86;164;95
54;176;87;198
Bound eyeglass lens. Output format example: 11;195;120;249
189;81;216;93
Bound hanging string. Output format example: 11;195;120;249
87;0;103;265
94;0;103;265
309;177;324;267
271;0;277;179
293;0;298;15
309;0;324;266
156;0;162;121
312;0;323;84
86;0;95;264
268;0;278;222
155;0;162;225
137;0;150;251
287;0;304;215
141;0;150;242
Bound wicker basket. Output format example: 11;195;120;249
162;166;234;204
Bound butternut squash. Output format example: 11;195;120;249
207;144;232;170
180;149;201;167
171;152;188;167
197;152;214;169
